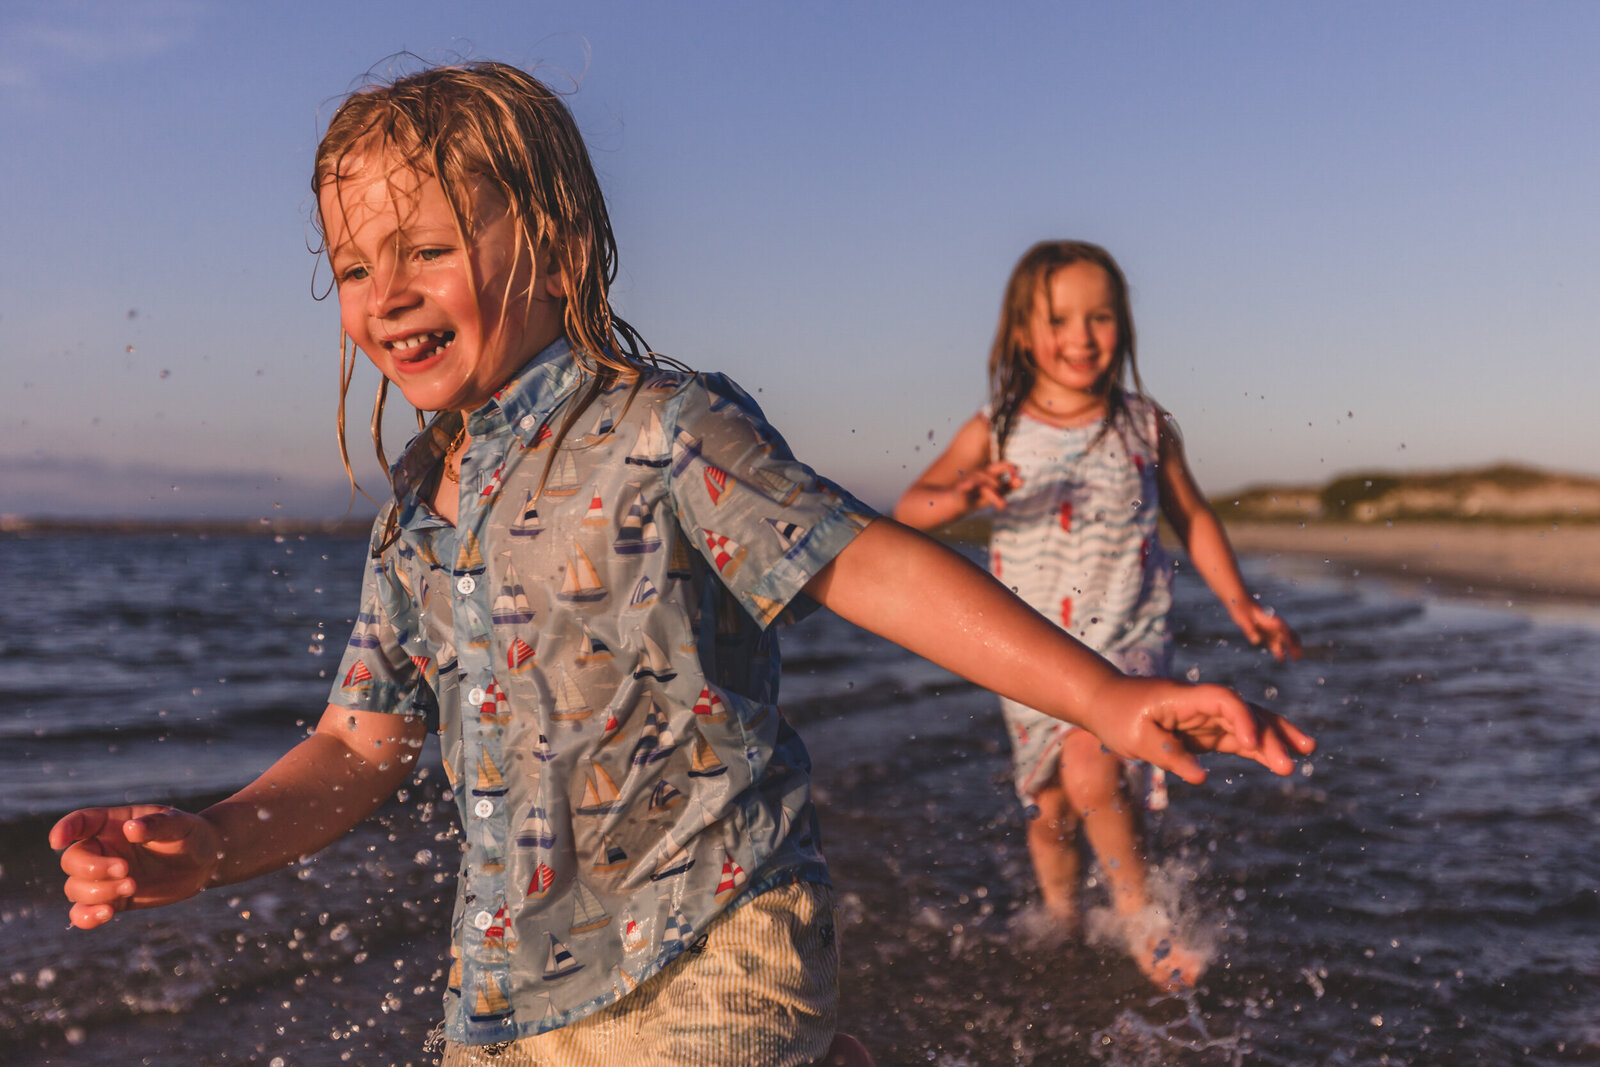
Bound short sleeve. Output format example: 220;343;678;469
326;508;432;716
665;373;878;628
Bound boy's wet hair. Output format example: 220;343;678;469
312;60;658;492
987;240;1147;461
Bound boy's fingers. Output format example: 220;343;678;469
63;873;135;906
68;902;117;930
1157;739;1207;786
58;844;128;880
123;810;191;845
49;809;109;850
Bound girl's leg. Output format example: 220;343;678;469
1059;730;1147;917
1059;731;1201;989
1024;783;1082;925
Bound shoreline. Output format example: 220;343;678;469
1220;520;1600;603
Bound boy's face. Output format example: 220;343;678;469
320;151;566;415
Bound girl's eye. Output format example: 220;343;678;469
339;265;370;283
417;248;451;262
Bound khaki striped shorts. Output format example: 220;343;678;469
439;881;839;1067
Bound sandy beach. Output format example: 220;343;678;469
1221;520;1600;601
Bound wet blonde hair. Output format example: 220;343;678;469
987;240;1146;460
312;60;661;490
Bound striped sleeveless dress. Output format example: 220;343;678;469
986;393;1174;801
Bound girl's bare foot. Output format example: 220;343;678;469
1134;931;1204;991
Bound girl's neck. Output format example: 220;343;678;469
1022;389;1109;428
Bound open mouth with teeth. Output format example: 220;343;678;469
388;330;457;362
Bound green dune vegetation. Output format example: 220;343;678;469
1214;463;1600;525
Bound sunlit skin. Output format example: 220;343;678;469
894;256;1305;989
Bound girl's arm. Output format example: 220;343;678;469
50;704;426;929
1155;416;1301;661
803;520;1312;783
892;414;1021;530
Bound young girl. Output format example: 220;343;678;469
51;73;1310;1065
895;240;1302;990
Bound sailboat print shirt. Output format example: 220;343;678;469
328;338;877;1045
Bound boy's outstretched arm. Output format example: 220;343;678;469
803;520;1313;782
50;705;425;930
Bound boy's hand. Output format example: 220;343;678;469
1094;676;1315;785
49;806;222;929
1237;604;1302;662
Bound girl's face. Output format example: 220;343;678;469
320;152;566;415
1026;260;1120;406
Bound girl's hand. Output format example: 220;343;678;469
50;806;222;929
1237;604;1302;662
1092;676;1315;785
956;461;1022;513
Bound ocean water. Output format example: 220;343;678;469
1;532;1597;1065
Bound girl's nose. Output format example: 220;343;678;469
369;262;422;318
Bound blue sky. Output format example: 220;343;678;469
4;1;1597;518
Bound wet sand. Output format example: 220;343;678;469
1220;520;1600;601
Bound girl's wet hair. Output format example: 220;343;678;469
312;60;662;495
987;240;1147;460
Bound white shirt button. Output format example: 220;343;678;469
519;414;537;431
456;576;476;595
474;799;494;819
467;687;486;706
473;910;493;931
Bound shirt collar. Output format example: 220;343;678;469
387;336;586;508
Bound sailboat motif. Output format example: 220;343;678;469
625;409;671;468
626;576;659;610
648;778;684;810
669;429;703;476
447;948;462;995
543;451;581;497
454;529;487;576
527;860;556;899
576;620;613;663
472;751;508;796
481;841;505;875
612;489;662;555
660;907;694;953
492;560;536;624
751;467;801;506
569;881;611;934
702;530;746;578
341;661;372;690
651;846;694;881
524;421;554;452
437;640;459;677
505;636;537;674
533;731;556;762
477;460;507;506
551;669;592;722
692;686;727;724
576;763;625;815
470;975;513;1022
621;913;649;952
631;702;678;767
593;834;628;873
510;490;543;538
516;804;556;849
482;905;517;956
581;490;607;527
689;733;728;778
478;680;508;725
347;612;381;650
632;632;676;682
714;849;748;898
703;463;733;505
556;545;607;603
586;404;616;441
543;933;583;980
763;516;807;553
409;653;437;687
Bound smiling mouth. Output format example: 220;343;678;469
387;330;456;360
